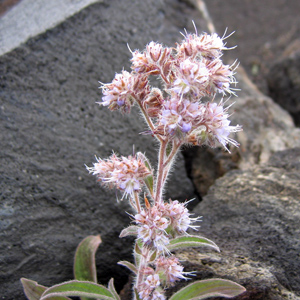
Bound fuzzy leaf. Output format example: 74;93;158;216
40;280;114;300
74;235;101;283
166;142;173;156
119;226;138;238
169;279;246;300
134;240;142;255
108;279;120;300
167;235;220;252
139;152;154;196
118;261;137;274
134;288;142;300
144;174;154;196
149;250;157;262
21;278;71;300
133;239;143;267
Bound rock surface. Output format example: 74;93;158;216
0;0;101;55
267;48;300;126
185;148;300;299
0;0;206;299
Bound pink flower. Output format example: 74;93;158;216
161;200;200;235
171;58;209;97
145;274;161;289
100;70;134;113
135;199;200;252
155;255;186;285
135;205;170;251
177;32;228;60
156;96;203;139
205;58;236;95
188;102;242;151
131;50;159;75
86;152;152;199
143;88;164;118
146;42;163;62
138;274;166;300
100;71;150;112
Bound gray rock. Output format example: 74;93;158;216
267;48;300;127
0;0;101;55
0;0;208;299
186;148;300;299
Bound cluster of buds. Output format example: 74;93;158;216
87;27;243;300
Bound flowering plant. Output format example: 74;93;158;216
21;26;245;300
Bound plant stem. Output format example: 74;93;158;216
154;139;167;204
161;141;181;185
135;247;151;292
163;141;181;168
136;100;163;143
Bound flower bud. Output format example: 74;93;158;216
147;41;163;62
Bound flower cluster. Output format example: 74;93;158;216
135;199;199;252
86;152;152;200
99;29;241;151
138;255;188;300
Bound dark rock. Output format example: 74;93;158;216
186;148;300;299
267;48;300;127
0;1;208;299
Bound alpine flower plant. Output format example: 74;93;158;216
21;25;246;300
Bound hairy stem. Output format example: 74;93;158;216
154;140;167;204
163;141;181;169
136;100;163;143
135;247;151;292
161;141;181;185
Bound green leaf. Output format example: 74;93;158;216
144;174;154;196
134;288;142;300
20;278;71;300
134;240;142;255
148;250;157;262
108;279;120;300
137;152;154;196
169;279;246;300
40;280;114;300
167;235;220;252
166;142;173;156
119;226;138;238
118;261;137;274
133;239;144;267
74;235;101;283
74;235;101;300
